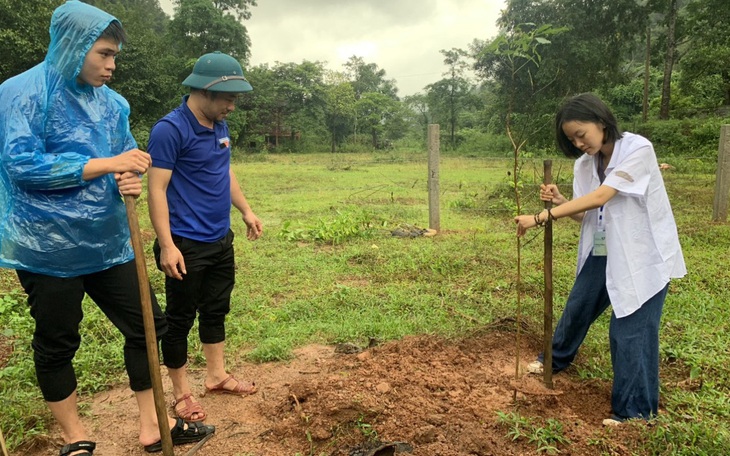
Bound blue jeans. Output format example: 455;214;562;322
538;254;667;420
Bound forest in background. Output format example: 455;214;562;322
1;0;729;157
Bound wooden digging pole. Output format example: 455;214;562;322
543;160;554;389
124;195;175;456
0;427;9;456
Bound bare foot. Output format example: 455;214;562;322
138;417;177;448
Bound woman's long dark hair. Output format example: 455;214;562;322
555;93;622;158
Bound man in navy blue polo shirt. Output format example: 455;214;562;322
147;51;263;423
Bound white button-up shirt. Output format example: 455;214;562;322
573;132;686;318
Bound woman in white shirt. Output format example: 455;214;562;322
515;93;686;425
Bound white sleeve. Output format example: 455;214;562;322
603;143;654;198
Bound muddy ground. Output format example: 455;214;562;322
14;324;648;456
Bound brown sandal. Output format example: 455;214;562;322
172;393;207;422
203;374;257;396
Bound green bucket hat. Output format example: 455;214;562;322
182;51;253;93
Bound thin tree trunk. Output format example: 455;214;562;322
450;79;456;148
659;0;678;120
643;24;651;122
331;121;336;153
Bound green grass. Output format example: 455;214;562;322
1;151;729;454
496;410;571;454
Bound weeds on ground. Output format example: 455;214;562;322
355;413;379;441
279;207;388;244
496;410;571;454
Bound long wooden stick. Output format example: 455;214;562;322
0;427;9;456
124;195;174;456
183;433;215;456
543;160;554;389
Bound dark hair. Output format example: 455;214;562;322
99;20;127;45
555;93;622;158
189;88;238;100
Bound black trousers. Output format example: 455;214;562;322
17;260;167;402
154;230;235;369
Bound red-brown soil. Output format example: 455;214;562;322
17;326;646;456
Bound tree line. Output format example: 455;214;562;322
1;0;728;156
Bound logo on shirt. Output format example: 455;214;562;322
218;137;230;149
615;171;634;182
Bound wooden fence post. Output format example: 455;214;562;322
428;124;440;231
713;125;730;222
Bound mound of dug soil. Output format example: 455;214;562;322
20;328;645;455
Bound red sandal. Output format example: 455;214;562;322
172;393;207;422
203;374;257;396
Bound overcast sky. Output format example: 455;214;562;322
159;0;505;96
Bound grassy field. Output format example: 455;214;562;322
0;151;728;454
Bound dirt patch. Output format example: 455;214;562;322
18;328;646;456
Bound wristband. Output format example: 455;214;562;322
534;212;546;227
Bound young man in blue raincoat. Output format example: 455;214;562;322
0;1;213;454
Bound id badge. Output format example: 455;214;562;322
593;231;607;256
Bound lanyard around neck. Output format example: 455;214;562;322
597;154;606;230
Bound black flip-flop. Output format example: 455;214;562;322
59;440;96;456
143;418;215;453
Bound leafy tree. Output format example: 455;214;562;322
86;0;184;145
342;56;399;146
343;56;398;99
212;0;256;21
482;0;648;101
91;0;168;34
244;60;327;150
355;92;402;148
473;22;566;150
425;48;474;149
477;22;563;154
0;0;62;83
402;93;431;140
323;72;356;152
600;68;662;122
271;60;327;137
679;0;730;107
242;64;277;148
168;0;253;62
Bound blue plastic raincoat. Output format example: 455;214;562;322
0;1;135;277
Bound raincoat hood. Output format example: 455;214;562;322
46;0;119;82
